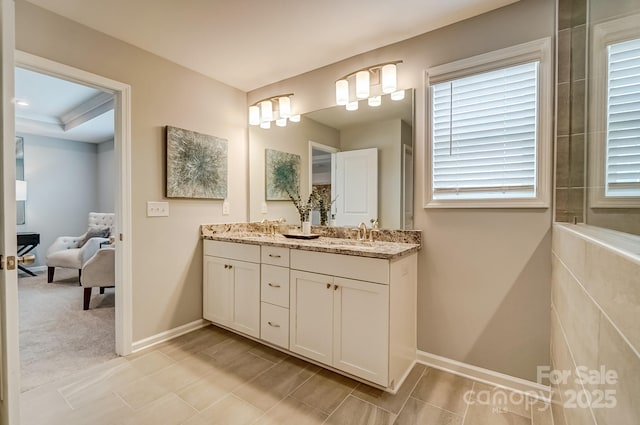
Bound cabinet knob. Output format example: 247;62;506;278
268;283;281;288
326;283;331;289
228;265;233;269
224;264;228;269
268;321;280;328
334;284;339;290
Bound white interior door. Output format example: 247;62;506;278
0;0;21;422
334;148;378;227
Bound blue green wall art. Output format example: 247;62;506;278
265;148;300;201
166;126;228;199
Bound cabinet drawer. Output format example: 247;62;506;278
261;246;289;267
204;240;260;263
290;250;389;284
260;303;289;349
261;265;289;307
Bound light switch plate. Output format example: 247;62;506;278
261;202;268;214
222;200;230;215
147;201;169;217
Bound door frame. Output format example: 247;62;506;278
14;51;133;356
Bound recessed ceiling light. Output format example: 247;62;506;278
15;99;29;107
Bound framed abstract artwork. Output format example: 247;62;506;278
166;126;228;199
265;148;300;201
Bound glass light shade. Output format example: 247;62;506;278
381;64;397;94
368;96;382;107
289;114;301;122
336;79;349;105
260;100;273;122
276;118;287;127
16;180;27;201
278;96;291;118
346;100;359;111
391;89;405;101
259;120;271;129
355;70;370;99
249;105;260;125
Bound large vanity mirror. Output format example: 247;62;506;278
249;89;414;229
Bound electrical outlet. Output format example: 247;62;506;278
261;202;268;214
222;200;230;215
147;201;169;217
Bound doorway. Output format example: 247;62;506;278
13;52;132;386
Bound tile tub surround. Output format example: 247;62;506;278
551;224;640;425
21;324;552;425
200;223;421;260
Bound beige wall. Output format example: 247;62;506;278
15;1;248;341
249;0;555;381
551;224;640;424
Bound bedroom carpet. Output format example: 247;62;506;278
18;268;116;392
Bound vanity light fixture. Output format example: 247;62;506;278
248;93;296;129
335;60;403;111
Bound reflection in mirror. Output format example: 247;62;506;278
249;89;414;229
16;136;25;225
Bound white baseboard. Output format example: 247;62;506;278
131;319;209;353
416;350;550;402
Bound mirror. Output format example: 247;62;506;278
249;89;414;229
16;136;25;225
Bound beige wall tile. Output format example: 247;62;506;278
584;243;640;355
551;254;600;370
594;317;640;425
552;225;586;283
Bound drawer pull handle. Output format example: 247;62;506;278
268;283;281;288
268;254;281;258
268;321;280;328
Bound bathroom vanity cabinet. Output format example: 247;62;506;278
202;237;417;392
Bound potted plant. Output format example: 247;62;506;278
287;188;319;234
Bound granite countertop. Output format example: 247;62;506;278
202;231;420;260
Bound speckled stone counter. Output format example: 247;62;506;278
201;222;421;260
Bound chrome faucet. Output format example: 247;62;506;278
357;222;367;241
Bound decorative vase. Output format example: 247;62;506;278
301;221;311;235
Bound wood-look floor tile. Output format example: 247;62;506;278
233;357;317;411
65;391;133;425
531;400;553;425
464;402;532;425
351;363;425;414
20;388;72;425
202;335;257;367
471;382;533;419
325;395;395;425
177;352;274;411
290;368;358;414
395;397;463;425
181;394;264;425
252;396;327;425
160;326;232;361
249;344;289;364
126;351;174;376
122;393;197;425
116;375;170;410
411;368;475;415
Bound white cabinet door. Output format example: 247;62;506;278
333;277;389;386
290;270;333;365
229;259;260;338
203;256;233;326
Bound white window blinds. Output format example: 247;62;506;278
431;62;539;200
606;37;640;197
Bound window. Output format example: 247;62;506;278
589;14;640;208
605;38;640;198
425;38;552;208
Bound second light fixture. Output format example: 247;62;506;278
335;61;403;110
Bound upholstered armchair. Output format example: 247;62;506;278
80;246;115;310
46;212;114;283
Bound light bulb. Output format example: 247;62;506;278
355;70;370;99
381;64;397;94
346;100;359;111
260;100;273;122
368;96;381;107
276;118;287;127
260;121;271;129
391;90;405;101
249;105;260;125
336;79;349;105
278;96;291;118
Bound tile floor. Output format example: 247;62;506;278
21;325;553;425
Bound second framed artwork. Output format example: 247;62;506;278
265;148;300;201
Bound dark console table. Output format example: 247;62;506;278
17;232;40;277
